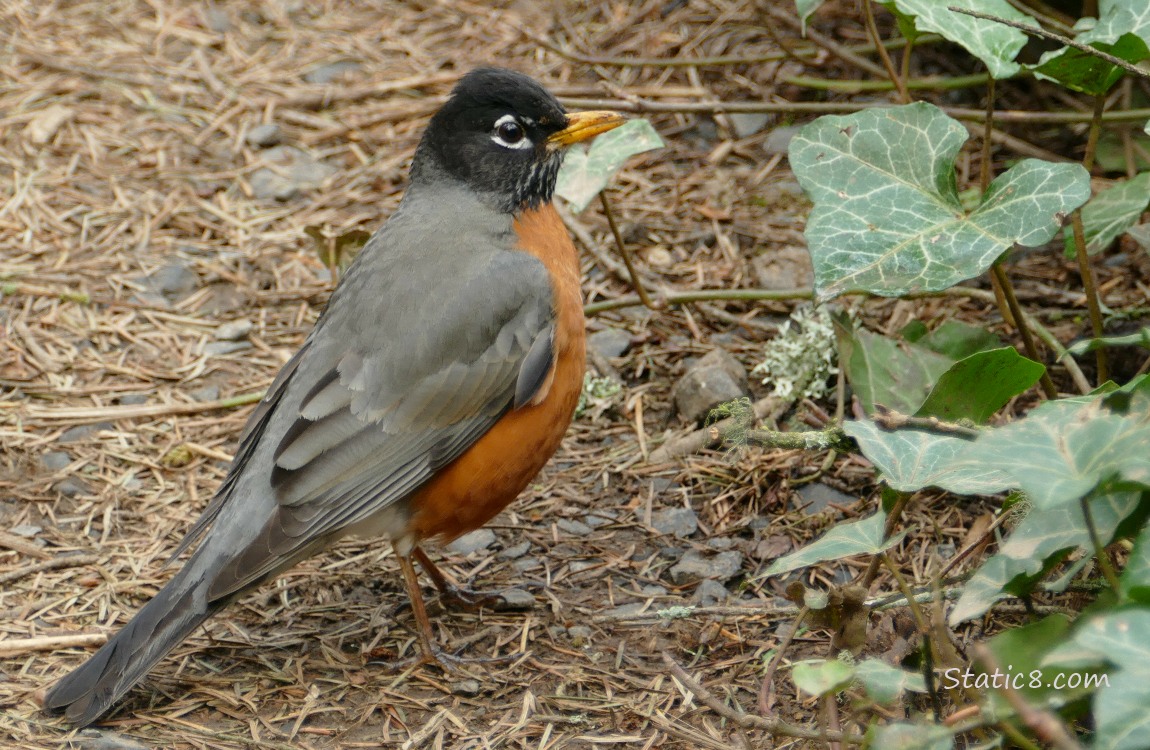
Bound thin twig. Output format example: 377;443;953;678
863;1;910;103
0;553;99;585
0;632;107;656
598;192;660;311
1080;495;1121;591
1074;94;1110;384
993;264;1059;398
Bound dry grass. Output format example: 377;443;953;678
3;1;1145;748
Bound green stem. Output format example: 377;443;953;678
783;72;995;92
993;264;1059;398
864;0;911;103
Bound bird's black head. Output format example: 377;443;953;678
412;68;624;214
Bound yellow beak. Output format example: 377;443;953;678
547;110;626;148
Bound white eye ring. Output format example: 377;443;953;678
491;114;531;150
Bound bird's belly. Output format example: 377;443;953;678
405;338;585;544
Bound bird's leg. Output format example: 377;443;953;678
396;551;442;662
413;546;531;612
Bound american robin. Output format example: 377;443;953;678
44;67;625;725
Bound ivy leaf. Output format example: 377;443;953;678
1035;0;1150;94
880;0;1031;79
1045;609;1150;750
555;119;663;212
969;399;1150;510
950;491;1142;623
854;659;927;704
845;421;1016;495
1064;172;1150;256
792;658;856;697
790;103;1090;301
915;348;1045;424
763;511;906;577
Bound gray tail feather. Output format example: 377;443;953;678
44;568;220;726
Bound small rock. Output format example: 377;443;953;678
135;261;199;304
639;584;667;597
557;518;593;537
583;511;615;529
215;319;253;341
601;603;647;619
511;556;542;573
203;341;250;356
706;537;735;551
495;588;535;610
669;549;744;585
651;507;698;539
796;482;854;515
73;728;152;750
249;145;337;201
447;528;496;555
752;247;814;290
304;60;362;84
657;546;683;561
9;524;42;538
189;385;221;402
40;451;72;472
567;625;593;645
59;422;113;443
497;541;531;560
730;112;771;138
588;327;632;358
752;535;792;561
245;123;282;149
763;125;802;155
117;393;148;405
692;578;730;606
450;679;482;697
671;349;750;424
569;559;601;573
55;477;94;498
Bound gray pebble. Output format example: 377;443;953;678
567;625;593;643
214;319;253;341
249;145;337;201
450;679;481;697
9;524;42;538
40;451;72;472
557;518;593;537
651;507;698;539
495;588;535;610
588;327;632;358
304;60;362;85
447;528;496;555
59;422;113;443
245;123;282;149
203;341;250;356
796;482;854;515
117;394;148;405
670;349;750;424
692;578;730;606
669;549;744;585
189;385;220;402
511;557;542;573
497;541;531;560
55;477;94;498
73;728;151;750
583;511;615;529
568;559;601;574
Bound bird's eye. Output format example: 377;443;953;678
492;114;530;150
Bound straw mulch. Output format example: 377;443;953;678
3;1;1123;748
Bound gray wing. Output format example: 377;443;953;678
187;246;556;600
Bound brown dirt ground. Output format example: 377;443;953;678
3;1;1148;749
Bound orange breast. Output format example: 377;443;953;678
407;204;586;542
